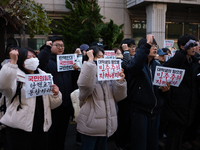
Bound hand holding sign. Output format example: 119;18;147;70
51;84;59;95
10;50;19;65
118;69;125;82
160;82;170;92
73;63;79;70
87;50;94;61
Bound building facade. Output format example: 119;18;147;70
12;0;200;50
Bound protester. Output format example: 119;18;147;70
0;47;62;150
154;48;168;64
38;36;77;150
80;44;89;56
162;34;200;150
113;47;123;59
162;47;171;56
77;46;127;150
126;35;170;150
90;41;108;50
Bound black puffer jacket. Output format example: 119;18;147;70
127;43;167;115
162;50;200;126
38;46;76;107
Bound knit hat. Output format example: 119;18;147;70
80;44;89;51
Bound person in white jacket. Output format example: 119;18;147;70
0;47;62;150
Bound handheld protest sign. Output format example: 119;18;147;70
57;54;76;72
153;66;185;87
104;50;116;59
25;74;54;98
164;40;174;48
97;59;121;81
171;50;177;57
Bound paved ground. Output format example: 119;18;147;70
65;121;116;150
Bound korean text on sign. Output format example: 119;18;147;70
97;59;121;81
164;40;174;48
25;74;54;98
57;54;77;72
153;66;185;87
104;51;116;59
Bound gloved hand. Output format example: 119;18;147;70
183;39;197;51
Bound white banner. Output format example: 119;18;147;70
104;50;116;59
25;74;54;98
164;40;174;48
97;59;121;81
153;66;185;87
57;54;77;72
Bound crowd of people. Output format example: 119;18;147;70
0;33;200;150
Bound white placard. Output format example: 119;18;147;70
165;55;173;62
25;74;54;98
164;40;174;48
1;59;11;66
104;50;116;59
97;59;121;81
171;50;177;57
153;66;185;87
57;54;76;72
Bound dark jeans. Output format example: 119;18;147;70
130;110;160;150
48;106;72;150
165;123;186;150
6;126;48;150
80;133;107;150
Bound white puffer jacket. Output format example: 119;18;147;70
0;63;62;132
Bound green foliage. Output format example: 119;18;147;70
0;0;9;6
52;0;124;53
1;0;52;38
97;19;124;49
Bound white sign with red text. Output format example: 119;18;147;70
57;54;77;72
153;66;185;87
164;40;174;48
104;51;116;59
25;74;54;98
97;59;121;81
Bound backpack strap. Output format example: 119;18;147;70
11;82;23;111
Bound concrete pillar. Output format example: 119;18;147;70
146;3;167;48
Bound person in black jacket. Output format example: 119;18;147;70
127;35;170;150
162;34;200;150
38;36;77;150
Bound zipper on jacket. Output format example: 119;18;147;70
149;65;158;114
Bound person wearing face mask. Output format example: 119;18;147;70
77;46;127;150
0;47;62;150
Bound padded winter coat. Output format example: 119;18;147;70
77;61;127;137
0;63;62;132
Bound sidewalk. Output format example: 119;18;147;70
65;121;116;150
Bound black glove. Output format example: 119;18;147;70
183;39;197;51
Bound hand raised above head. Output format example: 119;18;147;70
87;50;94;61
122;44;129;51
146;34;154;45
9;50;19;64
46;41;52;46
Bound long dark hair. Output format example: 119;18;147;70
17;47;37;74
82;46;104;62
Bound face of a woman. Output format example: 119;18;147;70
94;51;104;61
115;49;122;56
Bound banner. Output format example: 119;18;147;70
97;59;121;81
153;66;185;87
104;50;116;59
164;40;174;48
57;54;77;72
25;74;54;98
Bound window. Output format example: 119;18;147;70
28;39;45;50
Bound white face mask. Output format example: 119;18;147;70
24;57;39;71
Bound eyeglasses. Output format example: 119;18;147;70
53;44;64;49
151;45;159;49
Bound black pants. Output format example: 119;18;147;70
6;127;48;150
165;123;186;150
48;106;72;150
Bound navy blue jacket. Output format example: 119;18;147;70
38;46;76;108
127;43;165;115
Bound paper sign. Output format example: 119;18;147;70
97;59;121;81
153;66;185;87
57;54;76;72
1;59;11;66
25;74;54;98
104;51;116;59
164;40;174;48
171;50;177;57
165;55;173;62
